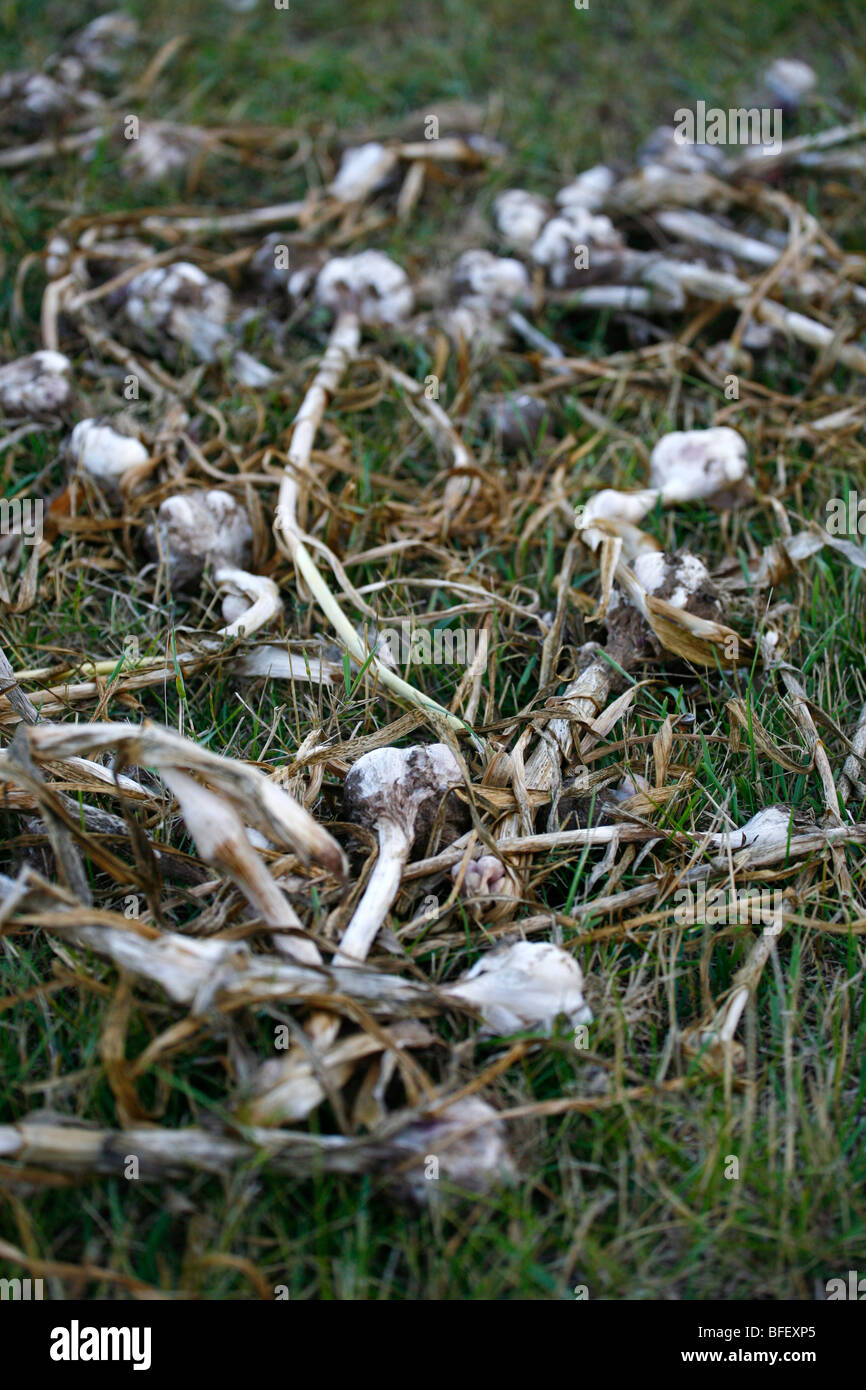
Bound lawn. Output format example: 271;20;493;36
1;0;866;1301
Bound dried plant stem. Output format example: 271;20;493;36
335;819;412;967
840;701;866;805
0;645;38;725
382;361;478;522
489;656;618;915
272;818;413;1075
273;318;471;732
0;127;101;171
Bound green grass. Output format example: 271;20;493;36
1;0;866;1300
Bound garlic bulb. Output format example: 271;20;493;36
649;426;749;505
633;550;720;613
451;249;530;313
315;251;414;326
0;71;69;130
125;263;231;362
337;744;466;965
70;12;138;73
451;853;507;900
123;124;201;183
146;489;254;590
393;1097;515;1201
68;419;149;502
556;164;616;213
638;126;725;174
251;236;324;300
493;190;550;249
0;351;72;415
763;58;816;112
531;209;623;288
448;940;592;1035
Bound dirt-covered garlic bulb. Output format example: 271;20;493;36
531;208;623;288
125;263;231;363
145;489;254;590
315;251;414;327
555;164;616;213
392;1097;515;1202
638;125;726;175
631;550;725;623
146;489;280;636
124;261;272;384
69;12;138;73
0;352;72;415
441;249;531;349
763;58;816;114
338;744;466;965
250;236;325;301
0;71;93;135
451;249;530;314
122;123;204;183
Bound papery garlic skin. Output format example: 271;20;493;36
329;143;398;203
69;419;149;501
708;805;806;855
449;940;592;1035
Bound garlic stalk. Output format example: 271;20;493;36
160;767;320;964
273;252;470;731
336;744;465;966
238;744;465;1124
